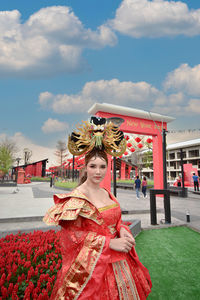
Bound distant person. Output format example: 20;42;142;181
192;173;199;191
177;176;182;187
135;175;141;199
142;176;147;198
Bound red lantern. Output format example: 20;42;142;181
135;137;141;143
130;148;135;152
125;135;130;140
146;138;152;143
124;151;128;155
137;143;143;149
127;142;132;148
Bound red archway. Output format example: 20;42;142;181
88;103;174;191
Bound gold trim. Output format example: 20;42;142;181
98;203;118;212
112;260;140;300
75;235;106;300
55;232;106;300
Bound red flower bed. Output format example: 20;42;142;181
0;230;62;300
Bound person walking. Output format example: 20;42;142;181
192;172;199;191
142;176;147;198
135;175;141;199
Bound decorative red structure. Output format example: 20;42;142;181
88;103;174;191
13;159;48;179
17;168;25;184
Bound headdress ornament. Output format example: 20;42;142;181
68;116;127;157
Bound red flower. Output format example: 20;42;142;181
127;142;132;148
130;148;135;152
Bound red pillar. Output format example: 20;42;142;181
120;161;126;180
127;166;132;179
101;155;111;191
135;167;138;176
152;134;163;190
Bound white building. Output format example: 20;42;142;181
131;138;200;180
167;138;200;180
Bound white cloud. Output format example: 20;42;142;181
39;79;163;113
164;63;200;96
110;0;200;38
39;68;200;117
0;132;57;167
0;6;117;77
186;99;200;114
39;92;54;108
42;118;69;133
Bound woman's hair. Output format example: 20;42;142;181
78;149;108;185
143;176;146;181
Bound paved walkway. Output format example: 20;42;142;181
0;182;200;237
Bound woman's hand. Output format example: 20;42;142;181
120;227;136;246
109;236;135;253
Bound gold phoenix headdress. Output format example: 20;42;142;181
68;116;127;157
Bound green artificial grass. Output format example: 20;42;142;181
54;181;78;189
135;226;200;300
31;176;50;182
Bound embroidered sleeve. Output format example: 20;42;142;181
51;217;111;300
43;196;103;226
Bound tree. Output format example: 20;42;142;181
54;140;68;177
0;138;17;179
142;150;153;169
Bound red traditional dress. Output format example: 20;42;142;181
43;189;152;300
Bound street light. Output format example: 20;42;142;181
107;117;125;197
16;157;21;166
15;157;21;183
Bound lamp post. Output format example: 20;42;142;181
15;157;21;183
162;129;167;189
107;117;125;197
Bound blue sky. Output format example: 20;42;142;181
0;0;200;163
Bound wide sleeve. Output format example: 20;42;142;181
50;216;112;300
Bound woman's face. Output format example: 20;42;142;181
86;156;107;184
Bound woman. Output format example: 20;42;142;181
142;177;147;198
43;117;151;299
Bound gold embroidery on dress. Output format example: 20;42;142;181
43;190;104;226
108;224;117;235
112;260;140;300
98;203;118;212
55;232;106;300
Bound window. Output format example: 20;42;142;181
170;162;176;168
177;151;186;159
169;152;175;159
188;149;199;158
